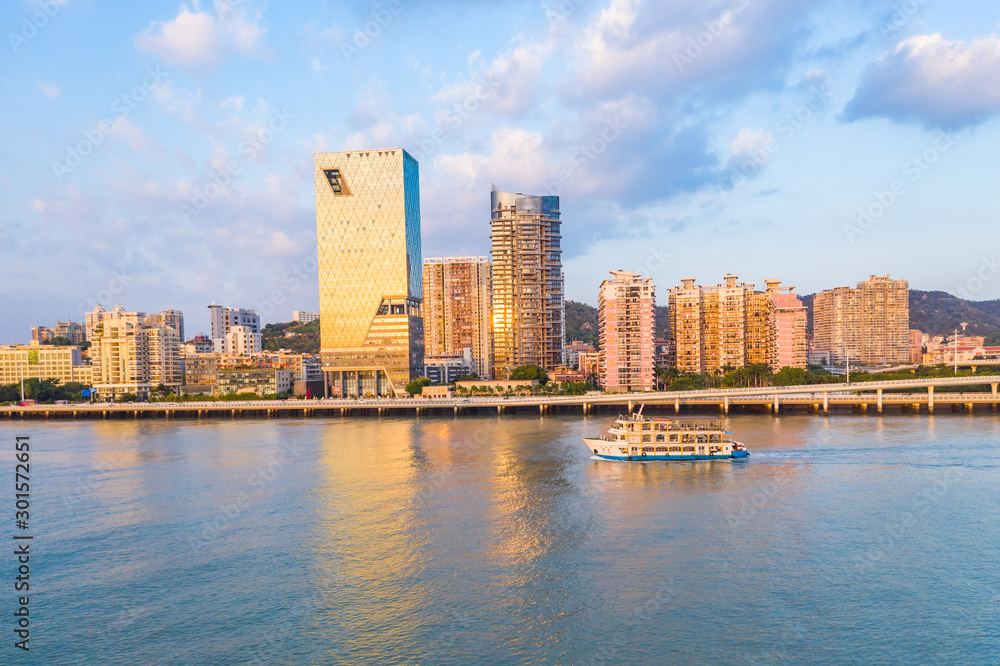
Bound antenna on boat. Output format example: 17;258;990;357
637;403;645;417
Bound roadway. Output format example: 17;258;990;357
2;375;998;419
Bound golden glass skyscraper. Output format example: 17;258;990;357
490;190;564;377
315;148;423;397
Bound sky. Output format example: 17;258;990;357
2;0;1000;343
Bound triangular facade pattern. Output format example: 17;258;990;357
315;149;423;397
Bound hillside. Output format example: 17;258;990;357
565;300;598;348
262;319;320;353
909;291;1000;343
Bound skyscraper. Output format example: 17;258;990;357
422;257;493;379
315;148;423;397
813;275;909;366
490;189;564;377
598;271;655;392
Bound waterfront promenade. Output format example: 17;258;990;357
3;375;999;419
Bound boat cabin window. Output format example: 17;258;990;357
669;434;678;443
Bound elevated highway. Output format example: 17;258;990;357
2;375;999;420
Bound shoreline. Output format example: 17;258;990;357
3;395;999;420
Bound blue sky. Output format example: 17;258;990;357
2;0;1000;343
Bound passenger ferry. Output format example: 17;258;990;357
584;407;749;461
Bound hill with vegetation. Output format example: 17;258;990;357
908;291;1000;343
565;300;599;348
262;319;320;353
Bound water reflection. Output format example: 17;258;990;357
3;413;999;664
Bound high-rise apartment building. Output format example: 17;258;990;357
422;256;493;379
765;280;807;370
54;321;85;344
208;305;259;340
90;310;181;399
30;326;53;344
490;189;564;377
667;274;807;372
145;309;185;344
813;275;909;366
667;278;702;373
85;305;131;342
215;326;262;356
717;274;750;369
315;148;423;397
598;271;655;392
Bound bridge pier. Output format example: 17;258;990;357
928;386;934;414
628;401;634;413
723;396;729;415
993;383;998;396
773;395;779;414
823;393;828;415
966;402;974;414
912;402;921;414
674;398;680;413
877;388;883;414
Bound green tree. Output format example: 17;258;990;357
510;364;548;384
405;377;432;396
771;367;811;386
667;377;697;392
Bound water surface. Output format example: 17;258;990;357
3;413;998;664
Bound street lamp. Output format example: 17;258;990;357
953;328;958;375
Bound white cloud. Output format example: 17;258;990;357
109;117;160;154
37;81;60;98
433;37;551;119
729;128;774;162
845;33;1000;127
563;0;813;104
135;4;270;72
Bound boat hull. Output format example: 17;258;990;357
583;438;749;461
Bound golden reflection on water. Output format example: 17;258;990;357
309;417;593;661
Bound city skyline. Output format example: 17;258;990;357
5;2;1000;345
